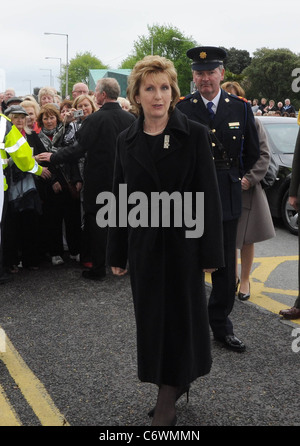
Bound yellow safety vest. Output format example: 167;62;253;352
0;113;42;191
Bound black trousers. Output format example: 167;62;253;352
84;212;107;275
208;218;238;338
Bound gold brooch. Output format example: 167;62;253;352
200;51;207;59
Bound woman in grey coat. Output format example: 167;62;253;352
236;117;275;299
221;83;275;300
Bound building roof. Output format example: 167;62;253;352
89;69;132;98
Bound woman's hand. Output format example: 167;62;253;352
203;268;218;274
111;267;127;276
241;177;251;191
289;196;298;210
52;181;62;194
75;182;83;192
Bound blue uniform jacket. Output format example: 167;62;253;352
177;89;260;221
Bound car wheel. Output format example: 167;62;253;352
281;189;298;235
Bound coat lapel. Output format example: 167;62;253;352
125;111;190;191
214;90;232;127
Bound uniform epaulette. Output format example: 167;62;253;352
227;93;248;103
178;93;194;102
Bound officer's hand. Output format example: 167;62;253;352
40;167;51;180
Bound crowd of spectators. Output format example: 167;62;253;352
250;97;298;117
0;83;133;277
0;82;299;280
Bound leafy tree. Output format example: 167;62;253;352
222;47;252;74
119;24;197;96
242;48;300;108
60;51;108;97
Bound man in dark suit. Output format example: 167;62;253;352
39;78;135;280
177;46;260;352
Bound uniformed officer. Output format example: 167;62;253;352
177;46;260;352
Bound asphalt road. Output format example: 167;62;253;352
1;218;300;432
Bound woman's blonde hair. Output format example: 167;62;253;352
20;99;40;117
38;87;55;104
221;81;245;98
127;55;181;116
72;94;97;112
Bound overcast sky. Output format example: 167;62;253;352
1;0;299;96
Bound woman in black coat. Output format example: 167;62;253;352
107;56;224;426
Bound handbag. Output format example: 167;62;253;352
7;171;40;212
260;151;279;189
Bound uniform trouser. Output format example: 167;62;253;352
208;218;238;338
84;212;107;276
294;225;300;309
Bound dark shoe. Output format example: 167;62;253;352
279;307;300;320
215;334;246;352
238;281;250;301
82;269;106;281
0;272;14;284
148;385;190;417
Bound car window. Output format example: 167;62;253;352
263;122;299;154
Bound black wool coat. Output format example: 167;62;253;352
107;109;224;386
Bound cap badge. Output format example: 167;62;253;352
200;51;207;59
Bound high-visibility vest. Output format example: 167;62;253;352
0;113;42;191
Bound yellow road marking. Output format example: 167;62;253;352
206;255;300;325
0;331;69;426
0;385;21;426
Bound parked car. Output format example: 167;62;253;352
256;116;299;235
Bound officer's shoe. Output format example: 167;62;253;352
214;334;246;352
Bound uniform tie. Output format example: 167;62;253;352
206;101;215;119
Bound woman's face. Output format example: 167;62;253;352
40;95;53;106
60;105;71;120
24;106;37;128
135;72;172;122
11;114;26;132
42;113;57;130
76;98;93;119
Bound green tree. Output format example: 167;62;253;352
60;51;108;97
222;47;252;74
119;24;197;96
242;48;300;108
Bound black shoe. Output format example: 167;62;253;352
238;284;250;301
214;334;246;352
82;270;106;281
148;385;190;417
